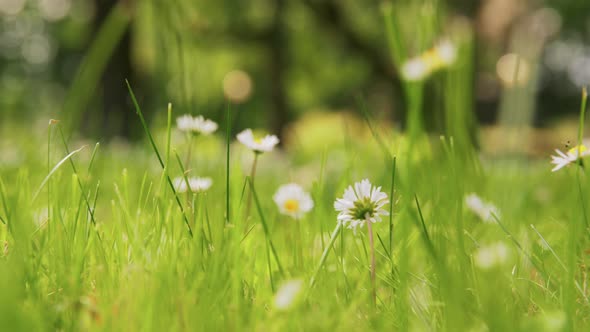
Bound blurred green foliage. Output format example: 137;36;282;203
1;0;590;138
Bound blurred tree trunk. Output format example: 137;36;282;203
93;0;138;139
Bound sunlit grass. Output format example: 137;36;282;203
1;98;589;330
1;1;589;330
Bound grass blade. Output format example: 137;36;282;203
414;195;437;260
248;177;284;275
126;80;193;238
389;156;396;255
56;125;98;226
226;102;232;225
310;222;343;288
33;146;86;202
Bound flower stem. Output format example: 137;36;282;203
367;219;377;306
185;133;194;171
244;153;259;220
295;217;303;268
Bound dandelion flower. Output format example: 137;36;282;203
273;183;314;219
176;114;218;135
550;144;590;172
465;193;501;223
274;279;303;311
474;242;510;270
173;176;213;193
334;179;389;233
237;129;279;153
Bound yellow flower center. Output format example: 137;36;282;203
568;144;588;156
284;199;299;213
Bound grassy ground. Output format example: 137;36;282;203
0;100;589;331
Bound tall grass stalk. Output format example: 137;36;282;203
566;87;588;330
126;80;193;238
243;153;259;224
366;217;377;305
225;102;232;225
310;222;343;288
248;177;284;275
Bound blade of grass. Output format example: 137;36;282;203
576;87;588;229
491;213;549;283
126;80;193;238
265;238;275;292
225;102;232;225
0;176;7;226
166;103;173;177
389;156;397;255
414;195;437;260
87;142;100;173
248;177;284;275
530;224;566;271
88;181;101;240
310;222;343;288
33;146;86;202
174;150;194;195
577;87;587;147
530;224;590;305
376;233;392;260
56;125;98;227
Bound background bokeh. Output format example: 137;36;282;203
1;0;590;146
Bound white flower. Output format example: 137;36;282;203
334;179;389;233
434;39;457;66
401;57;430;81
273;183;314;219
237;129;279;153
176;114;218;135
550;144;590;172
401;39;457;82
173;176;213;193
465;193;501;223
274;279;303;310
474;242;510;270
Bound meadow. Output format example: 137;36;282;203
1;86;589;331
2;1;590;331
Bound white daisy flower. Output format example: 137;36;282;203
465;193;501;223
434;39;457;66
550;144;590;172
176;114;218;135
401;57;430;81
474;242;510;270
274;279;303;311
173;176;213;193
273;183;314;219
237;129;279;153
334;179;389;233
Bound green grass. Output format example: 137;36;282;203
1;1;589;329
1;101;589;331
